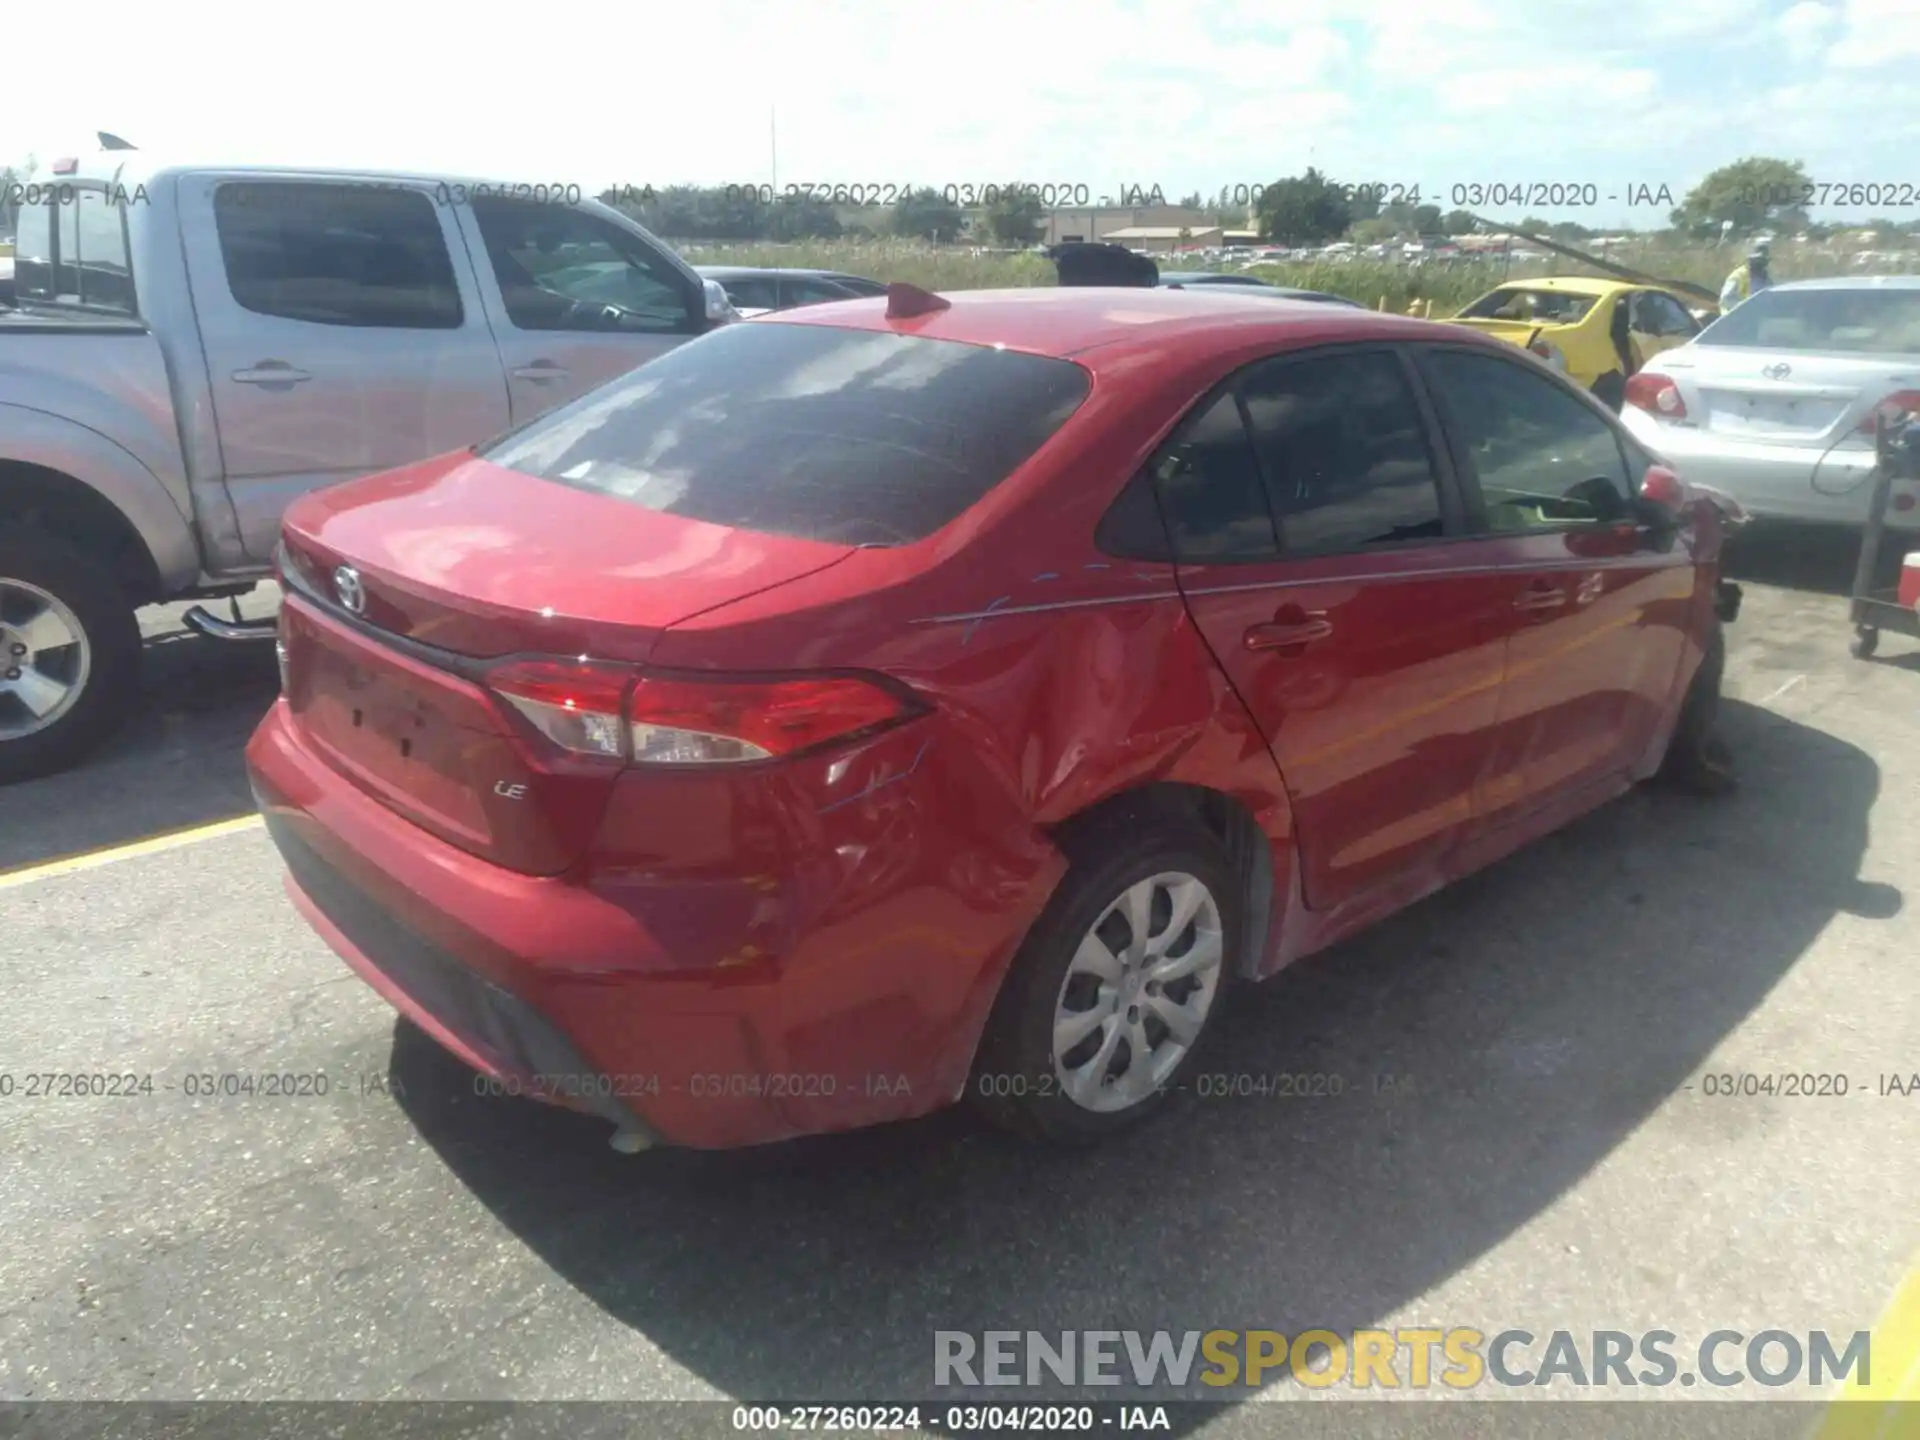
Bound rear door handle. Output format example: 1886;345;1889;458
231;362;312;385
1244;615;1333;651
1513;584;1569;613
511;360;568;382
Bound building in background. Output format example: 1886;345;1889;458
1039;204;1220;247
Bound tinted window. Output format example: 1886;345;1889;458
1239;351;1446;556
1633;291;1696;337
481;322;1090;546
716;276;778;310
824;274;888;297
784;277;857;306
1421;349;1632;532
473;199;692;334
73;189;135;313
1696;286;1920;355
1147;391;1277;561
214;183;462;328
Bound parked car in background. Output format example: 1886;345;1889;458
0;149;729;783
1620;276;1920;530
249;284;1738;1155
1160;272;1363;307
1446;277;1708;410
695;266;886;317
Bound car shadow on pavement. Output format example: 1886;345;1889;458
0;625;279;872
389;698;1896;1415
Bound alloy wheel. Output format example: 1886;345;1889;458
1050;870;1225;1112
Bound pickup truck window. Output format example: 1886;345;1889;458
471;198;695;335
212;182;463;329
14;186;137;316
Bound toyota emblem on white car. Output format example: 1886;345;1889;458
1762;362;1792;380
333;565;366;615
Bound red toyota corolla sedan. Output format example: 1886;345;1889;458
247;284;1739;1151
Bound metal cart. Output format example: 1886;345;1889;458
1847;413;1920;659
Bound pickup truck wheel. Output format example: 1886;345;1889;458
0;532;141;784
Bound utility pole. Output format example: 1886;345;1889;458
770;107;777;194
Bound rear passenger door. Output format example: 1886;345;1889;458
459;198;705;421
1158;346;1513;915
179;177;512;564
1415;344;1696;816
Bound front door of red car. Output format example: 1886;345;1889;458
1415;345;1696;819
1153;347;1511;914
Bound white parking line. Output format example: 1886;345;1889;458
1761;673;1807;705
0;814;265;889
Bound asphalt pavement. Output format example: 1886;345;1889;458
0;529;1916;1434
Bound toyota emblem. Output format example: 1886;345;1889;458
333;564;366;615
1762;362;1791;380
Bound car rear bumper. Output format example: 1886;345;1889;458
1623;412;1920;529
246;699;1060;1149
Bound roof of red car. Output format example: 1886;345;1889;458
761;286;1462;364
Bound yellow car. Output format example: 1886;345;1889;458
1446;277;1716;410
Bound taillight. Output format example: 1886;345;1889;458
1858;389;1920;434
1626;372;1687;419
627;674;912;765
1528;338;1568;372
487;661;917;766
489;659;635;760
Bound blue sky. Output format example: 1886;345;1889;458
6;0;1918;227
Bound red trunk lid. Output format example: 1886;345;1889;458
276;450;857;874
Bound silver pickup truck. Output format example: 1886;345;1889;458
0;150;734;783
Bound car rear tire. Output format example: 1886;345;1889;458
970;807;1241;1143
1591;371;1626;412
0;530;141;785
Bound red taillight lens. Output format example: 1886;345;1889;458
1626;372;1686;419
627;674;913;765
489;659;635;759
488;661;917;766
1858;389;1920;434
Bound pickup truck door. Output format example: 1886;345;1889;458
178;176;512;563
454;197;706;422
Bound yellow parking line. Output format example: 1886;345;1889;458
1813;1251;1920;1439
0;814;265;889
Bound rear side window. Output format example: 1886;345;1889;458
1238;351;1446;555
718;276;779;310
1697;287;1920;355
480;322;1090;546
1146;391;1278;561
214;182;463;329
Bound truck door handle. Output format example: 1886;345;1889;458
511;361;568;382
231;362;312;385
1513;583;1569;613
1244;612;1332;651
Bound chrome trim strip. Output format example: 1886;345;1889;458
913;591;1184;625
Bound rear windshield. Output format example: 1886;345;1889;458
1696;287;1920;355
13;185;137;315
1458;288;1597;324
480;321;1091;546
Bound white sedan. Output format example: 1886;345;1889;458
1620;276;1920;530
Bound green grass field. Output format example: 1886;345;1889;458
678;240;1916;315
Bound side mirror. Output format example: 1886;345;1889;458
703;278;739;328
1630;464;1687;543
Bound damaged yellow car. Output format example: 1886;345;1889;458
1446;277;1717;411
